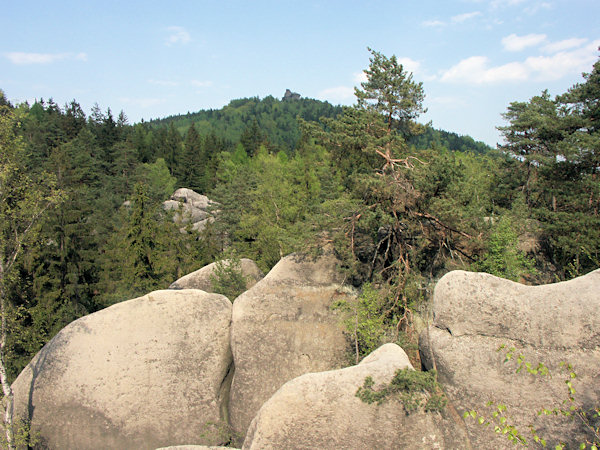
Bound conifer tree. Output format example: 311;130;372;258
181;123;204;191
0;104;62;448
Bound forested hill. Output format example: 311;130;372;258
409;126;492;154
149;94;343;151
148;93;492;154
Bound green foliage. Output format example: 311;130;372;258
333;283;386;364
150;95;343;152
1;51;598;430
0;417;41;449
210;253;248;301
465;345;600;448
408;126;492;154
474;216;536;281
498;60;600;279
135;157;176;203
356;368;447;413
355;47;426;137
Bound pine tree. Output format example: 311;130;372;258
181;123;205;191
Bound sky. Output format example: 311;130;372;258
2;0;599;147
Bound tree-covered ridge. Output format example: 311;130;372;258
149;94;343;152
148;93;492;155
408;126;492;154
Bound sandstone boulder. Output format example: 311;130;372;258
243;343;470;449
169;259;264;296
162;188;217;232
12;290;234;450
420;269;600;448
228;249;352;440
157;447;237;450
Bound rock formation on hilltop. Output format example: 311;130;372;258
282;89;301;101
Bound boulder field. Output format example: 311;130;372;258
10;254;600;449
162;188;217;233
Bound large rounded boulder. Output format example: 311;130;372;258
243;344;470;449
12;290;234;450
228;249;352;439
420;269;600;448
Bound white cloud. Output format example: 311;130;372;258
542;38;588;54
148;79;178;86
318;86;355;103
523;1;552;14
525;40;600;80
397;57;421;74
502;33;547;52
5;52;87;65
119;97;164;108
191;80;213;88
440;39;600;84
440;56;528;83
166;26;191;45
422;11;480;27
491;0;526;8
354;72;368;83
422;19;445;27
451;11;482;23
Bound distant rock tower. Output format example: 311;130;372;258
282;89;301;101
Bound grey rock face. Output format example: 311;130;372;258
169;258;264;297
420;269;600;448
243;343;470;449
228;249;352;440
12;290;234;450
162;188;217;232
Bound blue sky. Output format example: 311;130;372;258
2;0;599;146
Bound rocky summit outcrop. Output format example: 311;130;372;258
11;290;234;450
169;258;264;295
163;188;217;232
228;248;353;440
243;343;470;449
420;269;600;448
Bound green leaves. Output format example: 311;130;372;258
356;368;446;413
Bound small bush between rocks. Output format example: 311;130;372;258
356;368;447;413
210;253;248;301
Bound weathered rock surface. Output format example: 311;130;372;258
162;188;217;232
12;290;234;450
229;249;352;440
243;343;470;449
169;258;264;295
420;269;600;448
157;447;237;450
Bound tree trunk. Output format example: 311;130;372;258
0;262;15;449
